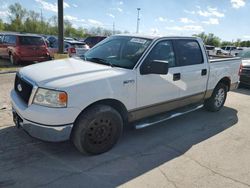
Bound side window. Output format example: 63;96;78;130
3;36;9;43
3;35;16;44
175;40;203;66
9;36;16;44
144;40;176;67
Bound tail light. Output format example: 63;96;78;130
238;64;243;76
68;47;76;54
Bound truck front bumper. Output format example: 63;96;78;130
12;109;73;142
11;90;80;142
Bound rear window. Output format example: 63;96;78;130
19;36;45;46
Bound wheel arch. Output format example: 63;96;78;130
70;98;129;140
74;98;129;124
217;77;231;91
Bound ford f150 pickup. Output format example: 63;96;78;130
11;35;241;154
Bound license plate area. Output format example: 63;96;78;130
13;111;23;128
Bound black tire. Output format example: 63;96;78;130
204;83;227;112
72;105;123;155
10;54;18;65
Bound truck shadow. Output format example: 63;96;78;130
0;106;238;188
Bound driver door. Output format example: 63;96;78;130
135;40;182;119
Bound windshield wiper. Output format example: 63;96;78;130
87;57;114;67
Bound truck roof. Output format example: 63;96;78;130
115;34;199;40
1;32;43;37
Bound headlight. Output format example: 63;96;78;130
33;88;68;108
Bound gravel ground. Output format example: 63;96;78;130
0;73;250;188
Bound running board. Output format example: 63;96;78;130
134;104;204;129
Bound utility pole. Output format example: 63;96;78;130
58;0;64;54
136;8;141;33
40;9;43;23
113;22;115;35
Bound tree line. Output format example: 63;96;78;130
193;32;250;47
0;3;126;38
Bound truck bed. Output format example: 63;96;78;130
209;55;239;62
207;57;241;92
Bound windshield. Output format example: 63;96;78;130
82;36;152;69
237;50;250;59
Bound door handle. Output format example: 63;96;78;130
173;73;181;81
201;69;207;76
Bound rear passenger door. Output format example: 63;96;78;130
174;39;208;100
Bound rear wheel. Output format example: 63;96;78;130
72;105;123;155
204;83;227;112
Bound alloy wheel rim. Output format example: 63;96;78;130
215;88;225;108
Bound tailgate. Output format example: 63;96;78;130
19;45;48;57
18;36;48;57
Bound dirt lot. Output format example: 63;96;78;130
0;73;250;188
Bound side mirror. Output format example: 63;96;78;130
140;60;169;75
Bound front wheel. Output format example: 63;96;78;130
204;83;227;112
72;105;123;155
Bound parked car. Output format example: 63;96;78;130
64;37;78;41
48;40;89;58
221;46;242;56
11;35;241;155
45;36;79;44
0;33;3;43
0;34;51;65
45;35;58;45
214;47;230;56
237;49;250;86
205;46;231;57
81;36;106;48
205;45;217;56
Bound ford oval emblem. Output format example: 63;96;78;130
17;84;22;92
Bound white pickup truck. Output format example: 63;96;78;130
11;35;241;154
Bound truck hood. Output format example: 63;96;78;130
19;58;127;88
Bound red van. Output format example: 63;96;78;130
0;34;51;65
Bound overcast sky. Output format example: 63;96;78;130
0;0;249;41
